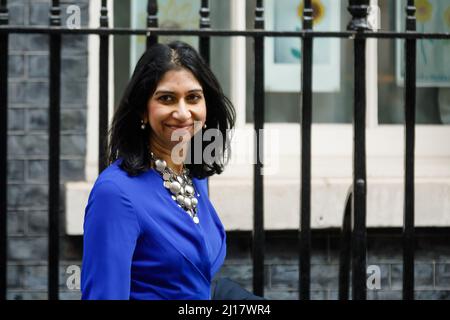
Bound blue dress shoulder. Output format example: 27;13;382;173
81;159;227;300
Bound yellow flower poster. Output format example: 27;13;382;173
396;0;450;86
264;0;341;92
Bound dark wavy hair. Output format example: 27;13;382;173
107;41;236;178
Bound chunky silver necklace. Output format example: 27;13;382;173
149;152;199;224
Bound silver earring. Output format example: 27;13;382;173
141;120;146;130
203;123;207;129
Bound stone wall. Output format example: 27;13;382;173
7;0;88;300
219;229;450;300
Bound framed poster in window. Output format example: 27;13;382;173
264;0;341;92
396;0;450;86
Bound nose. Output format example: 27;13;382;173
172;99;191;121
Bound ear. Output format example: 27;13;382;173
141;110;148;124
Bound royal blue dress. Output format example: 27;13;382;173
81;159;227;300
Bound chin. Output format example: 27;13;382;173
166;131;194;145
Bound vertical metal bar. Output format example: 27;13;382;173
99;0;109;173
338;189;353;300
199;0;210;64
347;0;369;301
299;0;313;301
403;0;416;301
48;0;61;300
352;38;367;301
146;0;158;49
199;0;211;195
252;0;265;297
0;0;9;301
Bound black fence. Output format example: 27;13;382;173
1;0;450;300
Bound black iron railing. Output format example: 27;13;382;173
252;0;265;297
1;0;450;300
0;0;7;302
99;0;109;174
299;0;313;301
338;187;352;300
348;0;369;301
48;0;62;301
403;0;417;301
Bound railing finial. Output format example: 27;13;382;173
406;0;416;32
199;0;210;64
0;0;8;25
50;0;61;26
147;0;158;28
347;0;370;31
100;0;109;28
303;0;313;31
254;0;264;30
200;0;210;29
146;0;158;48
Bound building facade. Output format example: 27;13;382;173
5;0;450;299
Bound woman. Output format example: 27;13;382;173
81;41;236;300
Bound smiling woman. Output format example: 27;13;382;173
108;41;235;178
146;68;207;172
80;41;239;300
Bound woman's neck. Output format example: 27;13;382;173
149;140;186;175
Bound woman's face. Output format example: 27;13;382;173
145;68;207;151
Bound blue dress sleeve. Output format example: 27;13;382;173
81;180;141;300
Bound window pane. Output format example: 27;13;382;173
245;0;353;123
378;0;450;124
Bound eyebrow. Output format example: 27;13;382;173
154;89;203;95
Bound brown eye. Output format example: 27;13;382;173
158;95;174;103
187;94;201;103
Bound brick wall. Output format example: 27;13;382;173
7;0;87;300
219;230;450;300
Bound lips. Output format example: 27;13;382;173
165;123;193;130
